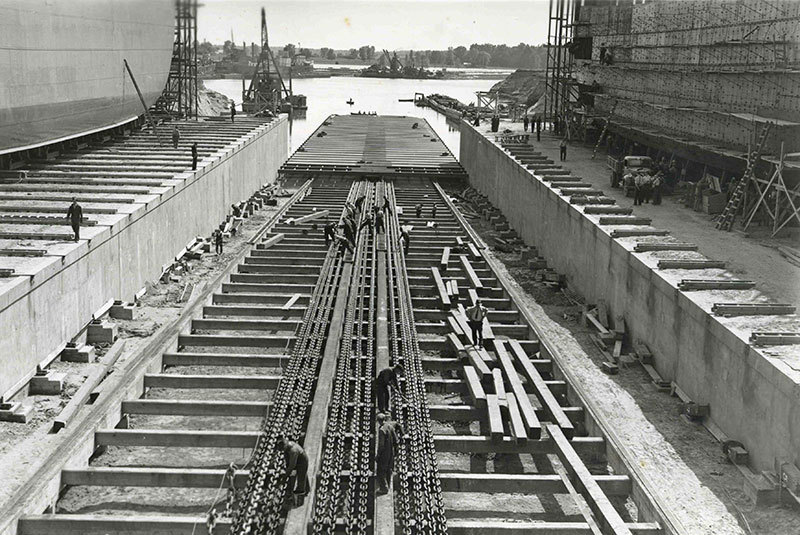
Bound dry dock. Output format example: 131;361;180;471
0;115;693;535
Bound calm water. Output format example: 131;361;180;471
204;77;503;156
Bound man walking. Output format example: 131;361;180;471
375;364;403;413
276;436;309;507
323;221;336;246
66;198;82;242
172;126;180;149
560;138;568;161
214;229;224;255
415;203;423;218
523;116;529;132
536;119;542;142
230;102;236;123
374;209;385;235
191;142;198;170
466;298;488;347
431;203;437;219
376;412;403;494
400;227;410;255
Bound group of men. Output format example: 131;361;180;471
276;362;405;506
522;116;544;142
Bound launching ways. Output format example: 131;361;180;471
7;116;671;535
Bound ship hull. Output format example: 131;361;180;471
0;0;174;154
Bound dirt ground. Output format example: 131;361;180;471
461;198;800;535
0;195;288;513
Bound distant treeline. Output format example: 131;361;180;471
198;40;547;69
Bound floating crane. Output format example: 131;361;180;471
242;7;305;115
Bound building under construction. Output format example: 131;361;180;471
547;0;800;234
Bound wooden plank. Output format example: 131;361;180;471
585;310;609;334
17;515;230;535
462;366;486;407
492;368;506;402
282;293;301;310
459;255;484;289
548;425;633;535
492;340;541;439
449;279;460;300
486;394;505;440
261;233;284;249
509;340;574;438
440;247;451;270
466;347;491;379
448;316;466;339
61;467;249;488
431;267;451;309
505;392;528;442
468;242;481;259
53;366;106;432
446;332;465;354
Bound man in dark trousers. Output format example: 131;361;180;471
431;203;437;219
323;221;336;246
359;211;374;235
276;436;309;507
466;298;488;347
400;227;410;255
536;119;542;142
230;102;236;123
560;138;568;161
415;203;423;218
191;142;198;170
376;412;403;494
354;194;366;213
374;209;385;235
375;364;403;413
214;229;224;255
523;116;529;132
66;198;82;242
382;196;392;214
172;126;180;149
599;43;607;64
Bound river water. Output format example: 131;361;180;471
204;77;503;157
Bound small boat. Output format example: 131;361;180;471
346;99;354;105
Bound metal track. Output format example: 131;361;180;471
312;180;377;534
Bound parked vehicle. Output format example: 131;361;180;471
608;155;654;197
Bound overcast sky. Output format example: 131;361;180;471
198;0;551;50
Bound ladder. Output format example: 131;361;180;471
591;100;617;160
716;122;772;231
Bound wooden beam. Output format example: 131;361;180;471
18;515;230;535
94;429;259;448
509;340;575;438
548;425;633;535
61;467;249;488
122;399;270;417
462;366;487;407
438;472;630;495
491;340;541;439
431;266;451;309
459;255;484;289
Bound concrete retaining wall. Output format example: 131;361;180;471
459;121;800;471
0;116;289;398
